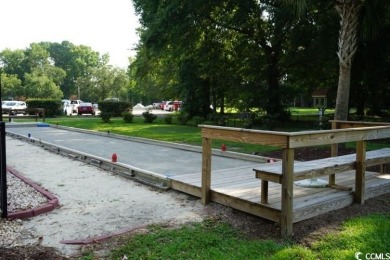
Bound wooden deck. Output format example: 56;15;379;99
170;166;390;224
197;122;390;237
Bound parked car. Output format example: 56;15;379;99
173;101;182;111
152;102;161;109
70;100;83;113
164;101;182;111
104;97;120;102
163;101;173;111
77;102;96;115
2;101;27;114
92;103;100;115
159;101;166;110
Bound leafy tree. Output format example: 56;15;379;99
284;2;340;107
0;73;22;100
178;58;210;118
132;0;316;119
0;41;119;101
0;49;26;81
24;69;63;99
1;44;66;100
111;67;130;100
76;65;130;102
23;43;51;71
285;0;390;120
131;46;174;102
47;41;101;99
349;1;390;116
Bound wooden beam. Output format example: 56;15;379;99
200;126;289;148
210;191;281;223
329;120;390;129
355;140;366;204
288;126;390;148
201;124;390;149
171;180;201;198
280;148;294;238
201;137;212;205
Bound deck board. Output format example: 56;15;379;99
170;166;390;224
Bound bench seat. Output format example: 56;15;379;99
254;148;390;203
6;115;40;122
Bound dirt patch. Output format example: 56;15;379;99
1;146;389;259
211;193;390;246
0;246;68;260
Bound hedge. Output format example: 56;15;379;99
26;99;62;117
97;101;132;117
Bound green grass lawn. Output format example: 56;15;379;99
45;116;278;154
80;213;389;260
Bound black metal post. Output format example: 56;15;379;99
0;122;7;218
0;68;2;121
0;66;7;218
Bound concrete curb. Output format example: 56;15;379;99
6;166;59;219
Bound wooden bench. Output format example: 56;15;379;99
3;108;45;122
253;148;390;204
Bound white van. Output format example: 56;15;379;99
2;101;27;114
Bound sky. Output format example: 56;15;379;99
0;0;140;68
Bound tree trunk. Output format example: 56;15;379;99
334;65;351;120
264;47;284;118
219;95;224;115
334;0;362;120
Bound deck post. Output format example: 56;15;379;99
201;137;212;205
280;148;294;237
261;180;268;204
329;121;339;186
355;140;366;204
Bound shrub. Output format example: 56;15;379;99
188;116;205;126
26;99;62;117
100;112;112;123
207;113;227;126
164;115;173;124
122;112;134;123
142;111;157;123
98;101;132;117
177;111;189;125
257;111;291;130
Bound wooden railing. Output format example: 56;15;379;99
200;122;390;237
329;120;390;185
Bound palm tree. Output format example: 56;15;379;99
334;0;362;120
287;0;388;120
